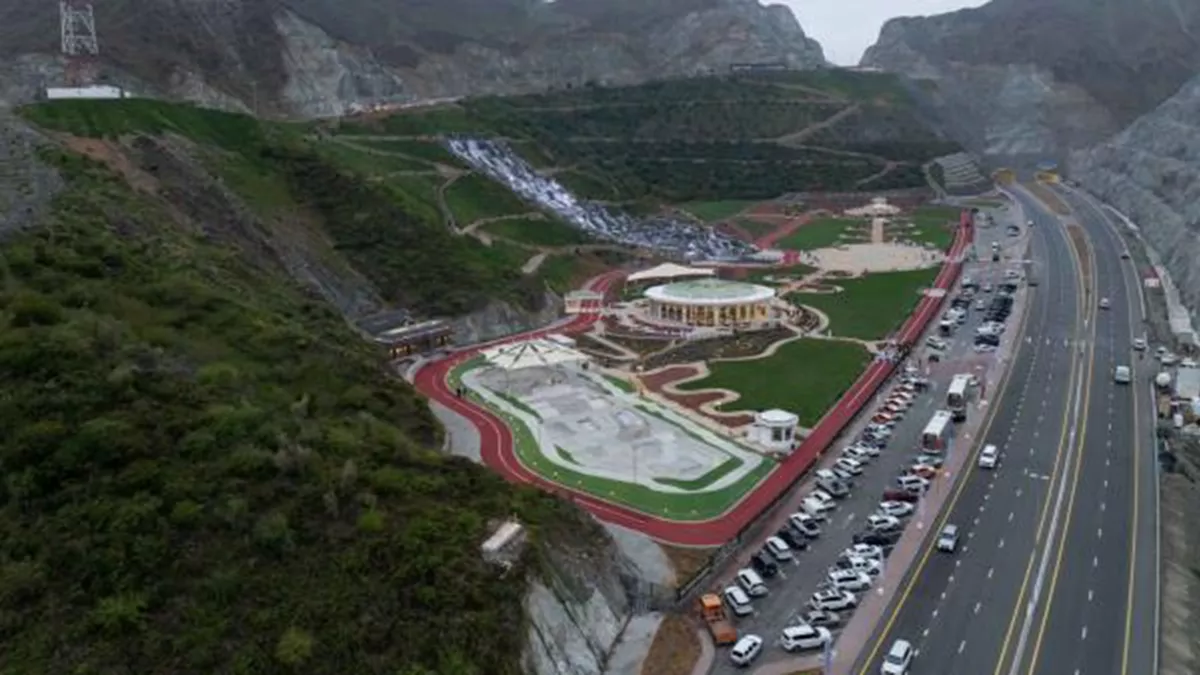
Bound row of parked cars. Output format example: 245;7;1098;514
722;372;935;667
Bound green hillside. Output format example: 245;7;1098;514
330;70;958;204
3;101;600;674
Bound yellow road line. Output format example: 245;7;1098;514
990;209;1088;675
1024;219;1100;675
854;211;1048;675
1120;224;1143;675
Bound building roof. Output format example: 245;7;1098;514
481;338;588;371
1176;367;1200;400
644;278;775;306
372;319;452;345
627;263;716;283
356;309;414;336
757;409;798;425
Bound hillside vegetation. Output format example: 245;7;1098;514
20;99;578;318
335;70;958;203
0;104;603;674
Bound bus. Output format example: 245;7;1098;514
947;374;972;421
922;410;955;452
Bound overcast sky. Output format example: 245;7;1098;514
779;0;989;66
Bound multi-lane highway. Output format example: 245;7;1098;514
852;184;1159;675
853;187;1086;674
1019;184;1159;675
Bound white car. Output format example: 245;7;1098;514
1100;297;1111;309
878;500;915;518
802;497;830;521
736;568;768;597
926;336;948;350
848;442;881;457
897;475;931;494
1183;358;1198;369
867;514;902;532
843;445;875;463
1133;338;1147;351
975;299;987;310
937;524;960;553
789;512;822;537
811;489;837;507
730;634;764;666
826;569;872;592
815;468;844;484
810;589;858;611
834;457;865;476
724;585;753;616
780;624;832;652
844;543;884;561
765;536;793;561
834;554;882;577
881;639;914;675
978;444;999;469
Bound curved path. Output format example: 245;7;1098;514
413;218;973;546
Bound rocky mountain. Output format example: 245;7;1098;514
0;0;826;117
1068;73;1200;315
861;0;1200;167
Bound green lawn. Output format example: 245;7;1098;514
319;142;432;174
743;263;817;285
340;138;465;166
448;360;775;519
735;217;779;239
679;199;758;222
898;205;961;251
775;217;868;250
480;217;592;247
789;267;940;340
444;173;534;224
676;338;871;426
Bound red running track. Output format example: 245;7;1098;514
413;216;973;546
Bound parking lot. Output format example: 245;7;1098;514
709;208;1029;672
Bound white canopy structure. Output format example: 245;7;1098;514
481;338;588;371
626;263;716;284
845;197;901;218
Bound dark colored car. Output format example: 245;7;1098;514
776;527;808;551
882;488;920;503
751;551;779;578
817;477;851;498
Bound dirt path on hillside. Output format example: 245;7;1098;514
754;215;811;249
856;161;900;188
775;103;861;146
460;212;546;236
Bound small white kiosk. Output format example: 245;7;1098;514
749;409;799;452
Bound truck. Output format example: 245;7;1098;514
699;594;737;645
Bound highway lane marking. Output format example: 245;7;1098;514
1097;528;1102;539
1021;204;1102;675
959;639;968;654
999;538;1005;549
975;601;983;615
992;191;1089;675
1121;262;1148;675
1081;625;1088;640
1093;556;1099;568
1088;589;1093;602
988;567;995;579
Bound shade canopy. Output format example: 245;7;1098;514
481;338;588;371
627;263;716;283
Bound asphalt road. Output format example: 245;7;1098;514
852;189;1090;675
1015;184;1159;675
707;210;1019;674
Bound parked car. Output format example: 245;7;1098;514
736;568;768;597
788;512;821;538
834;456;865;476
750;551;778;578
908;464;939;480
826;569;872;592
800;609;841;628
881;489;920;504
780;624;832;652
878;500;915;518
854;530;902;548
867;514;902;533
809;589;858;611
897;475;931;494
842;445;875;463
729;634;764;667
912;453;945;468
765;536;793;561
775;527;808;551
724;586;753;616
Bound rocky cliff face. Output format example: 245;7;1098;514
0;0;826;117
861;0;1200;166
1068;74;1200;316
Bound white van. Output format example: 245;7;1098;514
736;568;768;597
730;634;764;666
